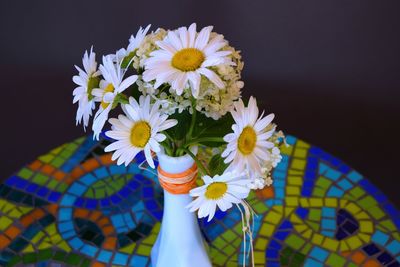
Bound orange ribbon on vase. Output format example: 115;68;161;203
157;163;198;194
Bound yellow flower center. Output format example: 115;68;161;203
237;126;257;155
101;83;115;109
205;182;228;200
171;48;205;72
130;121;151;148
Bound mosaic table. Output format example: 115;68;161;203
0;135;399;267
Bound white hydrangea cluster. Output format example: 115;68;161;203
133;28;167;71
195;37;244;119
129;26;244;119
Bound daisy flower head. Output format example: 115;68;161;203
113;24;151;67
92;55;138;140
104;95;178;168
187;171;251;222
222;96;276;176
143;23;233;98
72;47;101;129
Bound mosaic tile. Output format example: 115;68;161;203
0;135;399;266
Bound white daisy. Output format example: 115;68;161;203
92;55;138;140
113;24;151;66
143;23;233;98
222;96;276;176
72;47;101;129
104;95;178;168
187;171;251;222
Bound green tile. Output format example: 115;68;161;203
285;234;305;250
349;187;365;199
65;254;81;265
312;188;326;197
32;173;49;185
22;253;37;264
39;154;54;163
326;253;345;267
53;251;67;262
51;157;65;168
358;196;377;209
308;209;321;221
18;168;33;179
37;249;53;261
80;258;91;267
315;177;332;188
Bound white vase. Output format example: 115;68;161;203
151;147;212;267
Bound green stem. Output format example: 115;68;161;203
187;99;197;139
183;148;210;176
185;137;225;147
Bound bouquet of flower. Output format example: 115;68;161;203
73;23;284;266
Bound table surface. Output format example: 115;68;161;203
0;135;399;267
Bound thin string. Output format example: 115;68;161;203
236;201;256;267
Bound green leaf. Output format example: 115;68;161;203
208;154;229;176
193;112;233;147
165;110;191;141
121;51;136;69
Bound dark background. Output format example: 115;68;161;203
0;0;399;206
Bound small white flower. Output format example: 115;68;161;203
104;95;178;168
92;55;138;140
222;96;276;176
113;25;151;65
72;47;101;129
143;23;233;98
187;171;250;222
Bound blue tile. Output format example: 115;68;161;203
304;258;324;267
80;174;97;186
100;197;111;208
74;197;85;207
47;191;61;202
37;186;50;197
26;183;39;193
387;240;400;255
285;135;297;145
81;244;98;257
97;249;113;263
14;177;29;189
111;214;125;228
337;179;352;190
309;146;323;155
58;208;72;221
68;237;84;250
327;186;344;197
119;187;132;198
85;199;98;209
94;167;109;179
112;252;129;265
68;183;87;196
110;165;127;175
371;231;389;246
295;207;309;219
58;220;74;232
129;255;148;267
142;187;154;198
110;195;122;204
360;180;379;195
265;249;279;259
60;194;77;206
321;207;335;218
325;169;341;180
268;239;282;250
274;230;289;241
321;219;336;230
310;247;329;261
347;170;363;182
